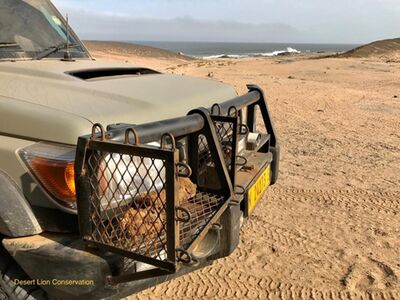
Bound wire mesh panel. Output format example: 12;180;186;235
78;140;177;270
179;192;225;248
213;120;235;167
198;134;214;170
195;114;239;189
196;134;222;190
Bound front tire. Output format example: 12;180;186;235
0;237;47;300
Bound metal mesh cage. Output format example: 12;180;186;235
76;105;262;266
85;148;171;261
74;86;277;284
77;124;232;272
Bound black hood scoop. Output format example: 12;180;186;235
67;67;160;81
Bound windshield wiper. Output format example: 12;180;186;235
35;42;79;60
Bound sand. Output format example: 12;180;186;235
84;41;193;70
339;38;400;63
85;41;400;299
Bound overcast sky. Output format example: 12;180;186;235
53;0;400;44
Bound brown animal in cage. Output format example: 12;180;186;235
177;177;197;203
118;178;197;253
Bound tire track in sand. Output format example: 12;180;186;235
132;188;400;299
134;267;400;300
271;189;399;216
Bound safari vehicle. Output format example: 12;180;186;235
0;0;279;299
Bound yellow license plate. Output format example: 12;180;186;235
248;165;271;214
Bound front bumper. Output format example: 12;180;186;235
3;204;241;299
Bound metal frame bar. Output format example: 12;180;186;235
82;86;275;147
88;115;205;144
210;114;239;186
187;108;233;199
106;268;172;286
85;240;176;272
245;85;278;148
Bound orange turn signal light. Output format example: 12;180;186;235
30;157;76;203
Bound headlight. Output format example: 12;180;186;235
19;143;77;209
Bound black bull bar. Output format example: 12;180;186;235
74;84;279;285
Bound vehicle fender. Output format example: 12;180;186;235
0;170;42;237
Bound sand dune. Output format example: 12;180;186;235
83;40;193;69
340;38;400;62
86;41;400;299
83;41;192;60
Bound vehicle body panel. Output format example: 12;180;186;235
0;61;237;144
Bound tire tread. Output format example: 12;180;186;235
0;239;47;300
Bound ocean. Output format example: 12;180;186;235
132;41;359;59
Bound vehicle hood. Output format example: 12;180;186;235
0;60;237;144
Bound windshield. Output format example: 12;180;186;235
0;0;90;60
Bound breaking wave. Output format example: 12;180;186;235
196;47;302;59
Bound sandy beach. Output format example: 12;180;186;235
84;41;400;299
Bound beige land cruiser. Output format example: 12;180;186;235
0;1;279;299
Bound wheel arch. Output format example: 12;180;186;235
0;170;42;237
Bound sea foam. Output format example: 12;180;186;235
198;47;301;59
